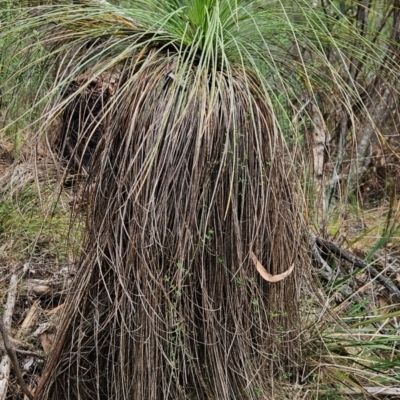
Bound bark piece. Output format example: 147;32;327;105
19;301;42;338
309;102;328;179
40;334;54;356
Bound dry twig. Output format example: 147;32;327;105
316;237;400;303
0;273;33;400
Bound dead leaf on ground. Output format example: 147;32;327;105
40;333;54;355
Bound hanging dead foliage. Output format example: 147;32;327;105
57;71;120;175
36;47;311;400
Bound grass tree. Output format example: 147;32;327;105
1;0;399;399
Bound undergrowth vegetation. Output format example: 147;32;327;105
0;185;66;259
0;0;400;399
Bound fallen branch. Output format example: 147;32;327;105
310;233;335;280
316;237;400;303
0;318;33;400
0;273;18;400
19;278;71;297
0;337;41;359
11;349;41;358
0;274;33;400
338;386;400;396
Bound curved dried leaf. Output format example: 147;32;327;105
250;250;294;283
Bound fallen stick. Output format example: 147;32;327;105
0;273;18;400
0;273;33;400
18;278;72;297
0;337;41;358
310;233;335;280
338;386;400;396
316;237;400;303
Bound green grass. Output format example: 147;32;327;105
0;180;81;262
